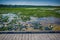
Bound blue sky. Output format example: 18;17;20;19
0;0;60;6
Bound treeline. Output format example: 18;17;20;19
0;4;60;8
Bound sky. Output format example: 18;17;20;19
0;0;60;6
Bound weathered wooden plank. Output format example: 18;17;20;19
0;34;7;40
0;34;60;40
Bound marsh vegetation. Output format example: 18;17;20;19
0;6;60;31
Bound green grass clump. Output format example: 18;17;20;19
0;7;60;18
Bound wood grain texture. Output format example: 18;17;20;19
0;34;60;40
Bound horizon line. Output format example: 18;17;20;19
0;4;60;6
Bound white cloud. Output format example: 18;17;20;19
0;1;60;6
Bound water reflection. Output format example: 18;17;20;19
2;13;18;23
0;13;60;31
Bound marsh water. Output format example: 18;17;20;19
2;13;60;24
0;13;60;31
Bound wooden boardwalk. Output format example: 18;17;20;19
0;33;60;40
